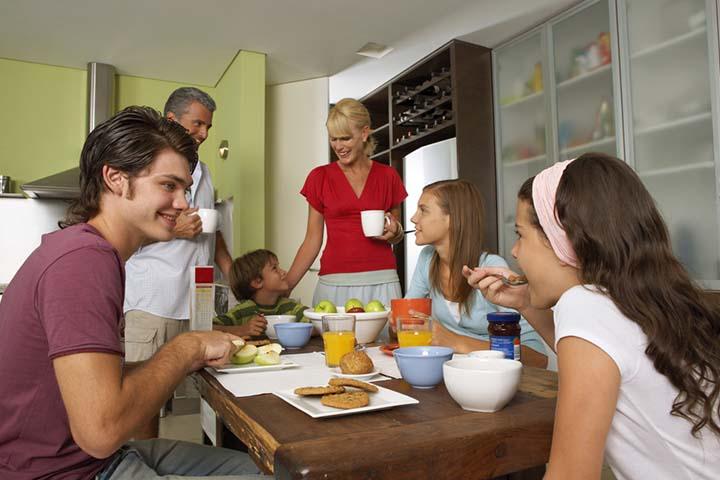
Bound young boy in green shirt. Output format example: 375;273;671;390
213;249;308;337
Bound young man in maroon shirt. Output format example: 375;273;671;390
0;107;267;479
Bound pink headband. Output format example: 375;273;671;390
531;159;579;268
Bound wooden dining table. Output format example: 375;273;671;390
196;339;558;480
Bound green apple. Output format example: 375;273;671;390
254;351;281;365
231;344;258;364
258;343;283;355
314;299;337;313
365;299;385;312
344;298;364;313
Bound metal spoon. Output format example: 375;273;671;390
488;273;528;287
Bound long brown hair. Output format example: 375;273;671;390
424;179;486;312
519;152;720;437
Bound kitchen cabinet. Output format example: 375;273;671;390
617;0;719;284
493;0;720;286
495;0;619;266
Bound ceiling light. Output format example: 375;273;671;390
356;42;393;59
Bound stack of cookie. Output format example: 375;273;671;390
294;378;379;409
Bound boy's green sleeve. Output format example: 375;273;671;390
213;301;258;326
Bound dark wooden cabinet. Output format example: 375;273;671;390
359;39;496;291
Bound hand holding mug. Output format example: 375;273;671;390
174;207;202;238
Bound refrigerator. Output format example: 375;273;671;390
402;137;458;288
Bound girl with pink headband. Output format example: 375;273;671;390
464;152;720;479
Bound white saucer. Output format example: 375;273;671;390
331;368;380;380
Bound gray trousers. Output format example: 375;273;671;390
97;439;271;479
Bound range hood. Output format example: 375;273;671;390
21;62;116;199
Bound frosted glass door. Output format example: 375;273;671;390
623;0;719;282
495;31;548;260
551;0;618;161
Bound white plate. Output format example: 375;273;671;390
331;368;380;380
214;360;299;374
273;385;418;418
303;306;390;321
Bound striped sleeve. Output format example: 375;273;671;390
275;298;310;322
213;300;259;326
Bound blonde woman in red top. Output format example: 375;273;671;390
286;98;407;311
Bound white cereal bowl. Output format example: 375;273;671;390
468;350;506;360
264;315;296;339
443;358;522;413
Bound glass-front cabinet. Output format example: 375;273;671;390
551;0;618;161
619;0;720;285
494;30;548;261
494;0;621;266
493;0;720;286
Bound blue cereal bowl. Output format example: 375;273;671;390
274;322;313;349
393;346;454;389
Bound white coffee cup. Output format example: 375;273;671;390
361;210;390;237
195;208;219;233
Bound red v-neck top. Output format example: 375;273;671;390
301;161;408;275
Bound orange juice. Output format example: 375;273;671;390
398;330;433;347
322;331;356;366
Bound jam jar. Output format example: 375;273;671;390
487;312;521;361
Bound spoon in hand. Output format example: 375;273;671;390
488;273;528;287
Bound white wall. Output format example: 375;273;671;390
266;78;329;307
0;198;68;284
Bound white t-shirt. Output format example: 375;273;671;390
124;161;218;319
554;286;720;480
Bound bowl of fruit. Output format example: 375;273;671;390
304;298;389;344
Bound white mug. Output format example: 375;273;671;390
194;208;219;233
361;210;390;237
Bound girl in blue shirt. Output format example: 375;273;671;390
405;179;546;367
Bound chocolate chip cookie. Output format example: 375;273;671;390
293;385;345;396
328;377;379;393
320;391;370;409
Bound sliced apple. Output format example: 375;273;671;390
231;344;258;364
258;343;283;355
254;351;281;365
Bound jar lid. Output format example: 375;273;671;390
487;312;520;323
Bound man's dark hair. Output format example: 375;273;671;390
164;87;216;117
61;106;198;227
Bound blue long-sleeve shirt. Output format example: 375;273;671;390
405;246;545;354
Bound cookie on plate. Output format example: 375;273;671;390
328;377;379;393
320;391;370;409
294;385;345;396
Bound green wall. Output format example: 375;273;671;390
213;51;266;254
0;53;266;256
0;58;87;191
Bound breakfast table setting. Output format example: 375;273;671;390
196;300;559;479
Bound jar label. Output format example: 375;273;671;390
490;335;521;361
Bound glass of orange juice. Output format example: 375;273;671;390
321;315;356;367
397;315;432;347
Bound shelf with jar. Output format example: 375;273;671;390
558;97;614;156
556;62;611;90
499;61;544;108
558;31;612;84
